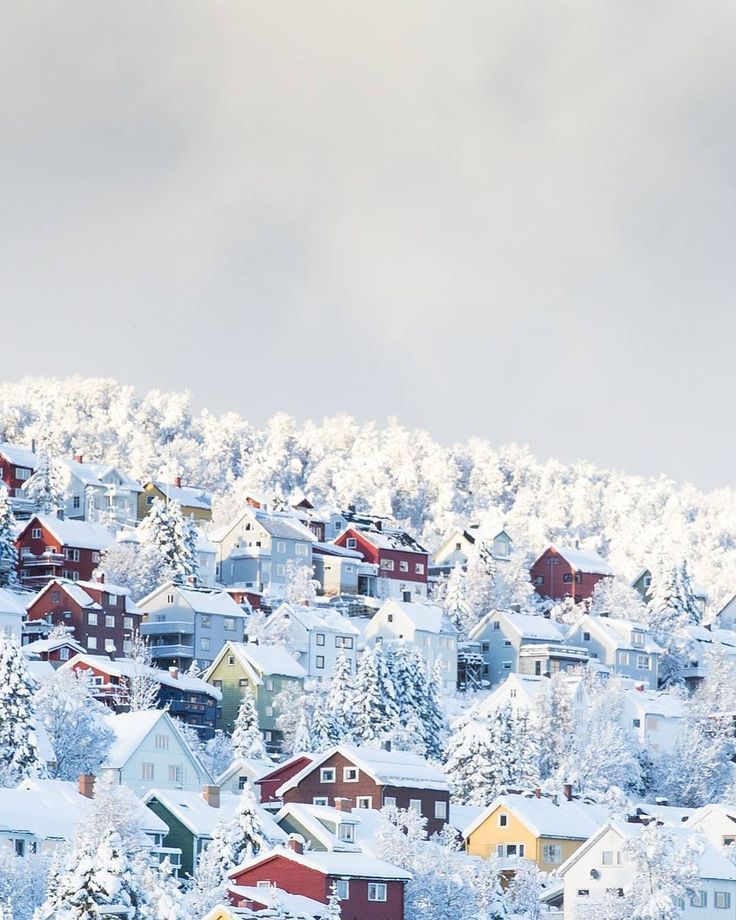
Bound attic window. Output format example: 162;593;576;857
387;614;393;623
346;538;357;549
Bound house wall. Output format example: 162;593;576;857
138;484;212;522
566;623;658;689
257;756;314;803
16;521;102;586
530;549;608;603
146;799;197;876
0;453;35;496
335;530;428;600
313;555;359;596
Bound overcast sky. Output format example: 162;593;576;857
2;2;735;489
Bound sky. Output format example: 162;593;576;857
2;2;735;490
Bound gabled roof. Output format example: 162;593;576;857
31;578;142;615
142;788;286;842
62;653;222;699
102;710;211;781
216;756;275;787
344;525;427;555
0;443;38;469
568;614;662;655
138;582;246;618
147;481;212;510
463;792;608;842
229;845;412;882
205;641;307;685
226;886;329;919
22;635;85;656
275;802;361;852
21;515;114;551
0;587;27;618
276;744;449;797
312;542;363;559
270;604;360;636
543;545;614;576
371;599;457;636
58;458;142;493
470;609;564;642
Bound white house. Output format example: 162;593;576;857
619;685;685;755
99;710;212;797
0;587;26;642
565;615;661;688
364;598;458;691
433;523;513;568
558;820;736;919
685;804;736;854
259;604;359;680
216;757;275;796
476;672;592;728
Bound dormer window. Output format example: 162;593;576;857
338;823;355;843
632;632;644;647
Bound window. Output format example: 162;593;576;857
435;800;447;819
320;768;336;783
343;766;359;782
498;814;508;827
266;679;274;691
715;892;731;908
224;618;235;630
51;590;61;603
415;563;425;574
384;795;397;807
14;839;25;857
632;718;641;728
239;678;248;687
276;564;286;576
166;594;175;604
335;636;354;649
338;822;355;843
316;655;325;669
104;638;115;651
381;560;395;572
256;881;274;889
504;639;512;647
31;528;41;539
316;633;326;646
88;637;97;649
368;883;387;902
200;638;211;651
503;661;512;670
497;844;524;857
334;879;349;900
691;891;707;907
275;540;286;553
542;844;563;864
582;631;591;641
88;612;98;626
481;641;491;653
632;631;644;647
201;615;211;628
64;548;80;562
534;575;544;585
313;796;329;806
59;647;70;661
168;765;182;785
141;762;154;780
637;655;650;670
227;655;235;666
601;851;622;866
346;538;357;548
124;616;134;630
265;705;273;717
155;734;169;750
238;776;248;790
105;615;115;628
16;467;31;481
563;573;573;583
577;890;590;897
356;796;373;809
387;613;394;623
409;799;422;814
296;543;308;556
107;592;117;606
619;652;630;665
399;561;409;572
213;679;223;688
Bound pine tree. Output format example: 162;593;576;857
325;886;343;919
0;488;18;588
351;644;399;744
464;540;496;622
0;635;41;787
311;697;340;751
204;784;271;875
284;560;318;605
419;659;447;761
326;652;357;741
534;672;574;780
140;497;197;584
444;713;498;805
232;685;268;760
292;706;311;754
126;630;160;711
24;455;65;517
445;563;474;636
485;705;539;797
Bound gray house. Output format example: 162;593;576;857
138;582;247;670
468;609;566;685
565;614;661;688
211;507;315;598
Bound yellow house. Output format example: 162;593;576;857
138;479;212;522
463;791;608;874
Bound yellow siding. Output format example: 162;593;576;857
137;483;212;522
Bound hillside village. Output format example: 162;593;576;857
1;381;736;919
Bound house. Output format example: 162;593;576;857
619;685;684;755
276;744;450;836
312;542;371;597
204;903;329;920
227;839;411;920
22;633;85;665
276;801;362;853
143;785;286;877
468;610;567;685
334;526;429;601
204;641;307;748
566;614;661;688
98;709;212;797
216;757;275;796
26;577;141;655
256;754;315;805
138;478;213;523
672;624;736;690
15;515;114;588
0;441;38;498
364;599;458;691
685;803;736;854
558;820;736;919
463;789;608;873
138;581;247;670
258;604;359;680
60;653;222;736
433;524;513;570
0;776;170;860
0;587;26;642
633;567;708;619
476;672;592;728
530;545;614;603
22;455;142;526
212;507;316;597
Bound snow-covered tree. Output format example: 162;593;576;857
202;784;271;877
661;712;733;807
126;630;160;711
444;713;498;806
444;564;474;637
283;560;318;606
505;860;544;920
201;730;235;779
0;635;41;786
232;686;268;760
35;669;113;780
534;671;574;780
94;540;172;601
351;644;399;745
325;652;356;742
485;705;539;797
139;497;197;584
0;487;18;588
0;847;50;920
464;541;496;623
24;455;64;517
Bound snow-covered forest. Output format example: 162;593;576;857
2;375;735;607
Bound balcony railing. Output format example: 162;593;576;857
140;621;194;637
149;644;195;659
20;550;65;566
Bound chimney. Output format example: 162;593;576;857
169;666;179;680
74;454;83;464
563;783;573;801
174;476;182;488
78;774;96;799
334;797;352;811
534;788;541;799
202;785;220;809
31;438;37;454
98;572;105;584
288;833;304;855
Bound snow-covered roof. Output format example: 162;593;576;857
277;744;449;797
62;653;222;700
22;635;85;656
491;610;564;641
139;582;246;618
476;673;551;717
253;510;316;543
448;803;485;836
148;481;212;510
349;526;427;555
142;789;286;842
569;614;662;655
216;757;275;787
373;599;457;635
623;688;685;719
58;458;142;493
227;886;330;918
229;845;412;881
0;442;39;469
275;802;360;852
103;710;167;768
548;545;614;576
215;641;307;683
27;515;114;551
271;604;360;636
0;587;27;618
312;541;363;559
463;792;608;841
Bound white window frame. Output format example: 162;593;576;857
312;796;329;806
320;767;336;783
356;796;373;809
367;882;387;902
141;762;154;780
409;798;422;814
434;800;447;819
334;879;349;900
383;796;396;808
343;766;359;783
715;891;731;909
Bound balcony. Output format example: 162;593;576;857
140;621;194;637
20;550;65;567
149;644;195;659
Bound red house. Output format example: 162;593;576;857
228;840;411;920
16;515;113;588
334;526;429;602
530;545;614;604
256;753;314;804
275;744;450;837
21;633;85;665
0;442;38;497
26;577;141;655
